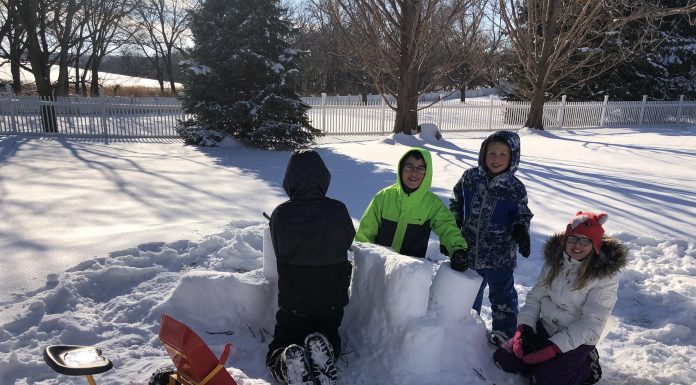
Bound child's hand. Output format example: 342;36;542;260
522;341;561;364
449;249;468;271
511;223;531;258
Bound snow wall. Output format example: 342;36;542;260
157;231;488;383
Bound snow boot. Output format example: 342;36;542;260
281;344;314;385
304;332;338;385
488;330;509;347
583;347;602;385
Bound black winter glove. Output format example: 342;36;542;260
522;328;553;354
449;249;468;271
511;223;531;258
439;243;449;257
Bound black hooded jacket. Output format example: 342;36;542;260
270;150;355;315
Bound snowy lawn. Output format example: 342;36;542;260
0;126;695;385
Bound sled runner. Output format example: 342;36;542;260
158;313;238;385
43;345;113;385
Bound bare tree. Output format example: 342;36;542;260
443;0;503;102
0;0;26;93
54;0;84;96
131;0;192;94
499;0;658;129
13;0;87;99
319;0;483;134
83;0;134;96
292;1;370;96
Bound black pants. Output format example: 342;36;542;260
266;307;344;374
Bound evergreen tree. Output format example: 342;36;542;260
567;0;696;101
177;0;321;149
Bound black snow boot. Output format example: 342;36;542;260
304;332;338;385
583;347;602;385
281;344;314;385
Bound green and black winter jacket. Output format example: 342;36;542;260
355;148;468;258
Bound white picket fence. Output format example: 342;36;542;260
306;94;695;135
0;93;693;138
0;95;186;137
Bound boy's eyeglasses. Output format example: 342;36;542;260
566;235;592;246
403;163;426;175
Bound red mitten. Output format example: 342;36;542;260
512;325;530;359
522;343;561;364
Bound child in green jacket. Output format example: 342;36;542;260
355;147;467;265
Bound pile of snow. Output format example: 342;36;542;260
0;224;496;385
0;222;694;385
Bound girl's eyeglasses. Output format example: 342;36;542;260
566;235;592;246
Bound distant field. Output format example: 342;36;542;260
0;63;182;95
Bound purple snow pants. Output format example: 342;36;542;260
493;321;593;385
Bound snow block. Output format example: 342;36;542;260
344;243;432;347
428;262;483;321
399;321;445;375
157;270;275;331
262;225;277;280
351;243;431;324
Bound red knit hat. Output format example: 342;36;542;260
565;211;608;253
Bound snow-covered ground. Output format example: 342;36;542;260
0;124;695;385
0;63;179;91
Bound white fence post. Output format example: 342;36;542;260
638;95;647;125
676;95;684;124
437;93;444;129
558;95;567;129
599;95;609;127
100;97;109;136
9;95;18;134
381;95;387;134
487;94;494;130
321;92;327;132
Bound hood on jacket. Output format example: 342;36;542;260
477;130;521;176
543;233;628;280
282;149;330;200
396;147;433;196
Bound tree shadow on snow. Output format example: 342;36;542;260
191;144;395;221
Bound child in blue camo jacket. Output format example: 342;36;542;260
449;130;533;346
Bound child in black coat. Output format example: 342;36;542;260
266;149;355;385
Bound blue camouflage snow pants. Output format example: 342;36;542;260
472;268;519;338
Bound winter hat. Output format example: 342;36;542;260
565;211;608;253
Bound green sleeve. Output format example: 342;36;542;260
355;192;383;243
431;195;468;253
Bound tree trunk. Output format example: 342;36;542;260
55;0;76;97
394;90;419;134
165;49;177;94
393;0;420;134
525;86;546;129
19;1;57;132
9;4;23;94
10;56;21;94
90;57;102;96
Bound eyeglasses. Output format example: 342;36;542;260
566;235;592;246
403;163;426;175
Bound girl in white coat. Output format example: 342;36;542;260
493;211;628;385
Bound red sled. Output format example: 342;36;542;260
158;313;238;385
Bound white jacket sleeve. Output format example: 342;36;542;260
549;275;620;352
517;265;550;331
